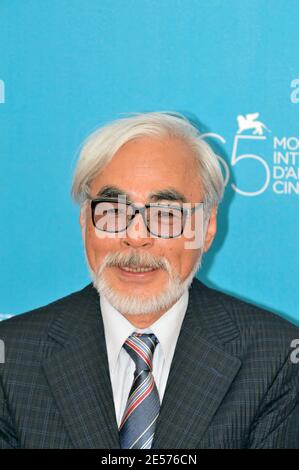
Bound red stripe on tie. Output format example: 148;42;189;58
126;339;152;369
120;379;155;428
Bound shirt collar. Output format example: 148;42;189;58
100;290;189;372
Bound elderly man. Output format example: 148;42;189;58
0;112;298;449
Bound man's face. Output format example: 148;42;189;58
80;136;217;315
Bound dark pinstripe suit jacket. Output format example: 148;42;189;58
0;278;299;448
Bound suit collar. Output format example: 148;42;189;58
42;279;241;449
152;279;242;449
100;288;189;373
43;283;120;449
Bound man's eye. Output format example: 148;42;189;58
160;211;172;218
107;208;125;215
157;210;178;219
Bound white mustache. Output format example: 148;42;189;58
101;251;169;272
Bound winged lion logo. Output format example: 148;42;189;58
237;113;270;136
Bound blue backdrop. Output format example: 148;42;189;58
0;0;298;324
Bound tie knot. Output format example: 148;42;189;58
123;333;159;372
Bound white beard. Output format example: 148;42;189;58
87;250;202;316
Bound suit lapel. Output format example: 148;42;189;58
42;284;120;449
41;280;241;449
152;280;242;449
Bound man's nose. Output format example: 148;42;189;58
121;213;154;247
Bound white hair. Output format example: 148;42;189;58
71;112;224;217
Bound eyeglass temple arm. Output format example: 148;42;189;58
186;202;204;216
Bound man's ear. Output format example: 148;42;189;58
79;210;84;228
203;206;218;252
79;204;86;228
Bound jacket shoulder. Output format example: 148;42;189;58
0;283;95;340
193;278;299;340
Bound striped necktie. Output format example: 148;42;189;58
119;332;160;449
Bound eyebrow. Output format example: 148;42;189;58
148;188;187;204
96;185;128;200
96;185;187;204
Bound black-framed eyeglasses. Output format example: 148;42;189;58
88;197;204;239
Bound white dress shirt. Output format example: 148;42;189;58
100;290;189;427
